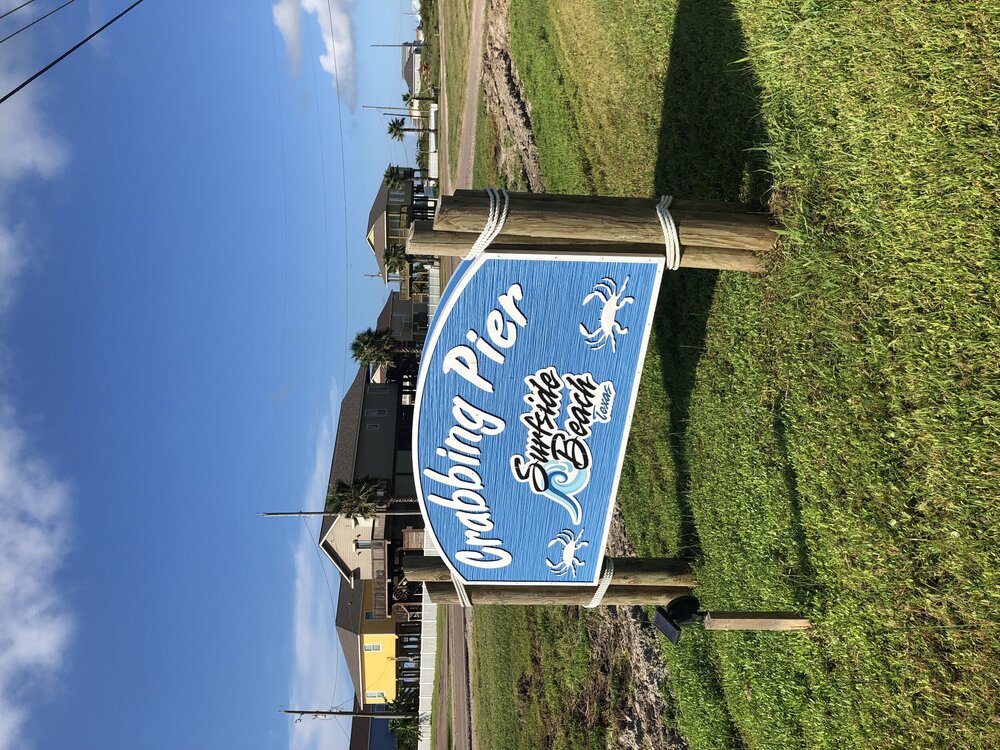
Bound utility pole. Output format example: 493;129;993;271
283;709;417;719
364;105;412;111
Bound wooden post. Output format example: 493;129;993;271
407;220;765;272
423;581;692;606
403;553;694;588
703;612;811;631
433;191;776;252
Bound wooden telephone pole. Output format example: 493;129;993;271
283;709;417;719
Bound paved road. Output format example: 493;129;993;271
438;0;487;194
433;5;488;744
431;607;451;750
452;0;487;189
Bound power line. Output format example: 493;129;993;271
0;0;147;106
0;0;38;22
0;0;78;47
302;3;332;432
324;0;352;386
298;516;345;714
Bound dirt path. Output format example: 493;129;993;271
481;0;544;191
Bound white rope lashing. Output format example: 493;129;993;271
656;194;681;271
461;187;510;261
584;558;615;609
452;575;473;608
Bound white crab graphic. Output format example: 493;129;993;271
546;528;589;578
579;276;635;352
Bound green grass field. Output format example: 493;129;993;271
470;1;999;748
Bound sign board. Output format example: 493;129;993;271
414;252;664;585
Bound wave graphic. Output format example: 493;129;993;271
541;461;590;525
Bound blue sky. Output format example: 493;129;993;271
0;1;418;748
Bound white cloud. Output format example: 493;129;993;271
0;413;73;750
272;0;357;108
288;380;354;750
272;0;304;72
0;70;67;185
0;65;67;312
0;58;73;750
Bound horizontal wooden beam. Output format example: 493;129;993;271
433;191;776;252
703;612;812;631
403;554;694;587
407;221;764;272
423;581;693;606
452;190;767;214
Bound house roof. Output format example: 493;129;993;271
349;716;370;750
401;43;421;94
335;571;365;702
366;178;391;283
318;365;367;579
376;293;393;330
319;515;354;583
369;294;399;383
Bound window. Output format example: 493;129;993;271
364;611;377;620
369;385;389;395
366;423;380;431
356;539;376;551
365;691;385;699
365;408;387;417
363;644;382;652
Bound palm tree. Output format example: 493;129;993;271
387;117;433;141
384;243;408;275
350;327;421;371
350;328;396;371
402;91;436;104
327;478;419;518
383;165;404;190
386;689;421;750
325;479;379;521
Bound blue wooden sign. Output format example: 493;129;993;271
413;251;664;585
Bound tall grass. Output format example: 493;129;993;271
471;0;999;748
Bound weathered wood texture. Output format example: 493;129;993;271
703;612;812;631
403;554;694;587
423;581;693;605
433;191;776;252
407;221;765;272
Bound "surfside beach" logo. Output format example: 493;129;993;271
510;366;615;526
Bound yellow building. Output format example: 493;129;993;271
337;573;398;706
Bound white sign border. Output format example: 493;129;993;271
412;250;665;586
